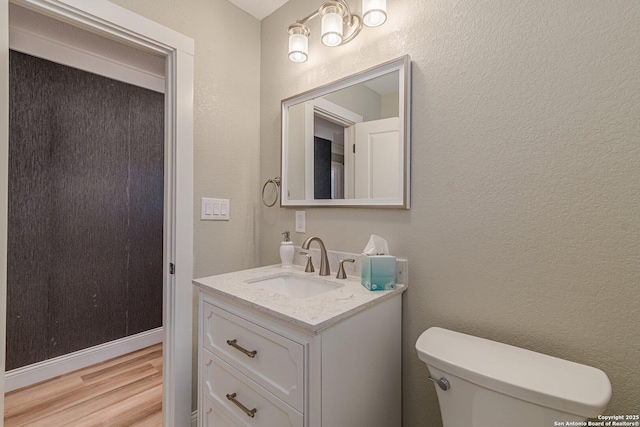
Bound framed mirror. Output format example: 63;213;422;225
281;56;411;208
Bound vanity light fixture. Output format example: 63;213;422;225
287;0;387;63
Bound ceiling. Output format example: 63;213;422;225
227;0;290;20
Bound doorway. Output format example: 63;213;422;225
6;43;164;381
0;1;194;425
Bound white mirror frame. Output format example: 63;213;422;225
281;55;411;208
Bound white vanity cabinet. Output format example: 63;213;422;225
197;290;402;427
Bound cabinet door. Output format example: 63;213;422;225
202;302;304;412
201;351;303;427
321;295;402;427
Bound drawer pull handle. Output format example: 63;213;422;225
226;339;257;358
226;392;257;418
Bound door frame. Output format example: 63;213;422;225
303;99;362;201
0;1;194;425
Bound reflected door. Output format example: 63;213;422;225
353;117;401;199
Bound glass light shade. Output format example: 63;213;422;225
321;9;343;46
288;32;308;63
362;0;387;27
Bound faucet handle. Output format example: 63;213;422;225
336;259;355;279
300;252;315;273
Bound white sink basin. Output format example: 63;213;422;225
246;274;343;298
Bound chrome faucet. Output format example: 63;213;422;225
301;236;330;276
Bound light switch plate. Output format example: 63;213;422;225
201;197;230;221
295;211;306;233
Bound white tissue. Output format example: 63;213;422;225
362;234;390;255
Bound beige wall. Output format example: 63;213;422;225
261;0;640;424
110;0;262;280
324;83;382;121
104;0;639;421
109;0;261;412
381;91;399;119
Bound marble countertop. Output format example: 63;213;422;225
193;264;406;333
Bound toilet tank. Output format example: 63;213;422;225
416;327;612;427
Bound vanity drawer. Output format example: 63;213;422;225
200;395;237;427
202;302;304;412
201;351;303;427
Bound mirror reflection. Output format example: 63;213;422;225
282;56;410;208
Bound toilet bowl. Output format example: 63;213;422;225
416;327;611;427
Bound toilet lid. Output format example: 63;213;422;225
415;327;611;418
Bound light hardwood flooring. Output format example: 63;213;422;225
4;344;163;427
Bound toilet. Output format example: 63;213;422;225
416;327;612;427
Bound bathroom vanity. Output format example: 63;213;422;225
193;264;406;427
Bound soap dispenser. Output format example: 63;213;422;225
280;231;294;269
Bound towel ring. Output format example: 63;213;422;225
262;177;281;207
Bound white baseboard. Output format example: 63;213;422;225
191;410;198;427
5;327;163;392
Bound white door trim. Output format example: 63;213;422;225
9;26;165;93
0;1;194;425
0;0;9;421
303;99;362;201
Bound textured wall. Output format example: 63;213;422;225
8;51;164;370
109;0;262;279
260;0;640;424
107;0;262;411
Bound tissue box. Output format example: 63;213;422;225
361;255;397;291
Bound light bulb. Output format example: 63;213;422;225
322;31;342;47
362;0;387;27
321;5;344;47
288;33;308;62
288;24;309;63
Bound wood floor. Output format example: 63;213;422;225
4;344;163;427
